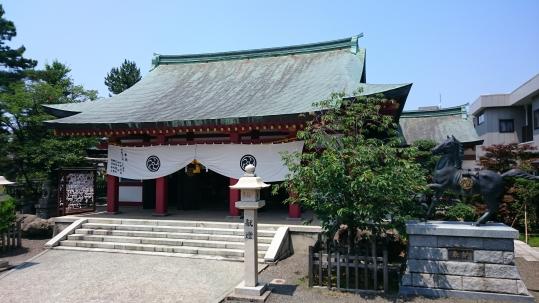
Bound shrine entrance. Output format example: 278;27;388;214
168;167;229;211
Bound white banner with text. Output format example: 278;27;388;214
107;141;304;182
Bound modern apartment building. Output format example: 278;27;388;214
470;74;539;153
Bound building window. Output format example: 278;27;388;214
534;109;539;129
499;119;514;133
477;113;485;125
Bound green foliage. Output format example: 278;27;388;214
479;143;539;228
0;61;98;201
513;179;539;230
104;59;141;95
0;196;16;232
411;139;438;181
0;4;37;90
277;90;427;236
445;201;477;222
519;234;539;247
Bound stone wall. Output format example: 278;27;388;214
400;221;534;302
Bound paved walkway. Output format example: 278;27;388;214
0;249;244;303
515;240;539;262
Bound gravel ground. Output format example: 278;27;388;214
0;238;49;266
260;252;538;303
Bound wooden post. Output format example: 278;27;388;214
154;135;168;216
383;245;388;293
318;250;323;286
525;204;528;244
327;250;332;289
17;220;21;247
345;252;350;290
372;240;377;290
106;175;119;214
229;178;240;216
308;246;313;287
354;252;359;292
228;133;241;217
154;177;168;216
336;251;341;290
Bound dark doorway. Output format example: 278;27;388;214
260;182;288;212
168;169;229;210
142;179;155;209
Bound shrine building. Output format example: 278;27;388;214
44;35;412;218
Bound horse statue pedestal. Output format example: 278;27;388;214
400;221;534;302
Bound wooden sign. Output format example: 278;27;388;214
448;248;473;261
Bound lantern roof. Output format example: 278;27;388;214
0;176;15;185
230;165;270;190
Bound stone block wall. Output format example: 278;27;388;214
400;222;534;302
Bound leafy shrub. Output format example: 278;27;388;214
278;91;427;237
0;196;16;232
445;202;477;222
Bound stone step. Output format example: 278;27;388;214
52;246;266;263
67;234;270;251
81;223;277;237
59;240;267;258
74;228;274;244
86;218;279;231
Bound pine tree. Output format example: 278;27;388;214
0;4;36;90
104;59;141;95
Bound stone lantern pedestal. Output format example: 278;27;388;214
227;165;271;301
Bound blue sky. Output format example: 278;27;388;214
4;0;539;110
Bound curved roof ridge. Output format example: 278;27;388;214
152;34;363;66
401;104;468;118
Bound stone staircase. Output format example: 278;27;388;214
52;218;277;262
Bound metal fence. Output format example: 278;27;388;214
308;239;398;293
1;220;22;252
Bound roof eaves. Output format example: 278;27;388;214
401;104;468;118
152;34;364;66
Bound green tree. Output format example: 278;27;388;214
0;4;36;90
0;61;97;203
104;59;141;95
277;91;427;237
411;139;438;180
479;143;538;228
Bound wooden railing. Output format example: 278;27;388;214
1;220;22;252
308;239;399;293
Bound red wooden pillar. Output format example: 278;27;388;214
228;132;241;216
229;178;241;216
288;204;301;219
154;134;168;216
154;177;168;216
106;175;119;214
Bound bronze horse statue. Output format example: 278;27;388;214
427;136;539;226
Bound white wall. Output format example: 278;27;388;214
119;186;143;203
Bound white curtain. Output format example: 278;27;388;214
107;141;303;182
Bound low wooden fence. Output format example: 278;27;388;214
1;220;22;252
308;239;399;293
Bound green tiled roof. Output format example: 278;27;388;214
44;35;411;130
399;105;482;144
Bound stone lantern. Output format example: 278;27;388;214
0;176;14;203
229;164;270;299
